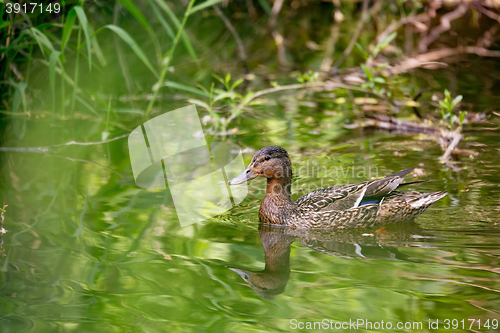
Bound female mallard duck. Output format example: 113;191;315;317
228;146;446;229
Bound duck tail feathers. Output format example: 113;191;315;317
389;168;414;178
408;190;447;209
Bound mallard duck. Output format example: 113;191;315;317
228;146;446;229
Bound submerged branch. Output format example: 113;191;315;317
0;134;128;153
440;131;463;162
51;154;127;179
392;47;500;74
360;114;464;164
418;3;469;53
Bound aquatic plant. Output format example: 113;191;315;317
438;89;467;132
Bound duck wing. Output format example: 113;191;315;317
294;190;446;230
295;168;415;212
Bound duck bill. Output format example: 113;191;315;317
228;168;257;185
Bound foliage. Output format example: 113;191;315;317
438;89;467;132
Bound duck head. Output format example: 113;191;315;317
228;146;292;185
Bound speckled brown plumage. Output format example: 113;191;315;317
228;146;447;229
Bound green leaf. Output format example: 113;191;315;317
187;98;210;111
26;28;55;57
118;0;161;60
49;50;61;107
231;78;244;90
74;6;92;70
360;64;373;81
118;0;150;30
377;32;397;49
162;81;209;97
147;0;175;39
373;77;385;84
213;74;225;85
191;0;228;14
61;8;76;53
256;0;271;14
88;24;107;67
375;62;389;71
355;42;369;60
11;80;27;113
451;95;463;109
104;24;158;78
214;91;238;102
444;89;451;101
154;0;200;66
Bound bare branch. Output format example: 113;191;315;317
50;154;127;179
0;133;129;152
392;47;500;74
418;3;469;53
441;131;463;162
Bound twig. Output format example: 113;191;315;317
214;6;249;71
418;3;469;53
269;0;289;67
476;3;500;24
361;113;464;165
392;46;500;74
0;203;7;257
49;133;129;147
50;154;127;179
226;81;381;125
9;63;25;81
333;0;369;70
0;133;129;153
477;24;499;48
363;113;439;135
441;131;463;162
376;12;431;45
244;81;374;106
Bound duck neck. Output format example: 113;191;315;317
265;176;293;201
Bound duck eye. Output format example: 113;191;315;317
265;156;271;161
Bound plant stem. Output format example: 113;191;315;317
71;22;82;114
145;0;196;118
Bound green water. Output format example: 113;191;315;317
2;2;500;332
2;104;500;332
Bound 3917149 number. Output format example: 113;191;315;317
5;2;61;14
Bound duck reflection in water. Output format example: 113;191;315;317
228;146;446;298
230;222;434;299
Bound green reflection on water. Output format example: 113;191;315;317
2;5;500;333
2;107;500;332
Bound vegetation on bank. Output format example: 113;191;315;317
1;0;500;165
